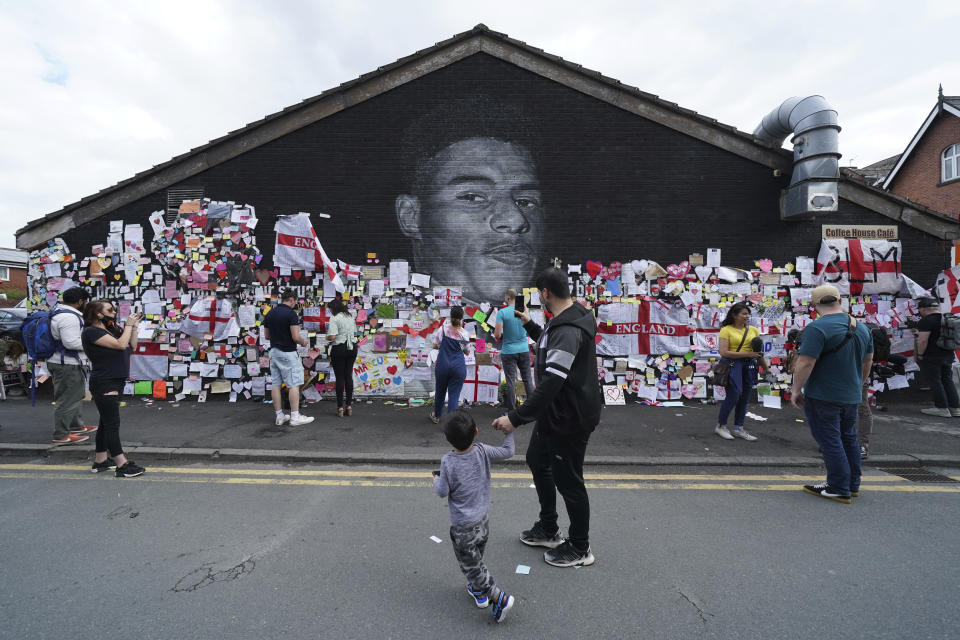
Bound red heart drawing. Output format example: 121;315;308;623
292;271;303;281
269;269;279;279
601;261;622;280
666;261;690;279
387;365;398;375
585;260;603;279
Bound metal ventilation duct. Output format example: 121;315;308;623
754;96;841;219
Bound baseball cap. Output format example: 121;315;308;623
916;297;939;309
810;285;841;305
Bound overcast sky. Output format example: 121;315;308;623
2;0;958;250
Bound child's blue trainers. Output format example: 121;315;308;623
492;592;515;623
466;583;489;608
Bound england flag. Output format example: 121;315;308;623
180;297;238;340
596;300;691;356
274;213;345;291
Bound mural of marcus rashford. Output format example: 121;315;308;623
395;98;544;303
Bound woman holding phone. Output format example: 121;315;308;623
81;301;145;477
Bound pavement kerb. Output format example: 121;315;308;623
2;443;958;468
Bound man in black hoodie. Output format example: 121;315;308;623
492;267;603;567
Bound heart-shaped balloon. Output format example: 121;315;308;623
601;261;622;280
758;259;773;273
585;260;603;279
784;263;795;273
97;257;112;268
666;261;690;279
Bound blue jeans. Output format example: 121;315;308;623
717;361;753;428
803;397;861;494
433;359;466;419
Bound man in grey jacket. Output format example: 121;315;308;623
492;267;603;567
49;287;95;445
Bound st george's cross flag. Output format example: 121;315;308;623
180;297;238;340
935;264;960;313
815;239;902;295
128;341;169;381
596;300;691;356
274;213;345;291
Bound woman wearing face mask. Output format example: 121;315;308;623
81;301;145;477
714;303;769;441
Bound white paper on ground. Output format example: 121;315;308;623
886;374;910;390
761;394;782;409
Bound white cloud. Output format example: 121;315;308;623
2;0;959;248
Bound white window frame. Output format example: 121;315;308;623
944;143;960;182
0;266;9;281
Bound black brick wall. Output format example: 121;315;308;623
61;53;950;292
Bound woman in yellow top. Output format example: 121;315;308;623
714;302;770;441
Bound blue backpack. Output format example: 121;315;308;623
21;308;83;405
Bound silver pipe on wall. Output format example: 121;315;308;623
754;96;841;218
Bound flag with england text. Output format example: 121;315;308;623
815;239;902;295
596;301;691;356
274;213;344;291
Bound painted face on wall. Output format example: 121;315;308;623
397;137;544;302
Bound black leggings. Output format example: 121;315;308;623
330;344;358;408
90;378;125;457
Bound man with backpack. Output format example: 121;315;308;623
47;287;95;444
914;297;960;418
790;285;873;504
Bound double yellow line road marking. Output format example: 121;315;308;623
1;464;959;493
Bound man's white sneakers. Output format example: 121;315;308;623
276;414;290;426
289;415;315;426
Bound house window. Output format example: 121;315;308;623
0;266;9;281
944;144;960;182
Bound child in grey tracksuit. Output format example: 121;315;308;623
433;410;516;623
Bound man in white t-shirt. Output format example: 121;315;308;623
49;287;96;445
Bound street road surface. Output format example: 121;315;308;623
1;461;958;639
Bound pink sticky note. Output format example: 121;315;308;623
475;338;486;354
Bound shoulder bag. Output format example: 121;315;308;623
712;327;749;388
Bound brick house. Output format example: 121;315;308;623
0;248;28;306
14;25;959;291
882;87;960;218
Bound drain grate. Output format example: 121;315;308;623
877;467;959;483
